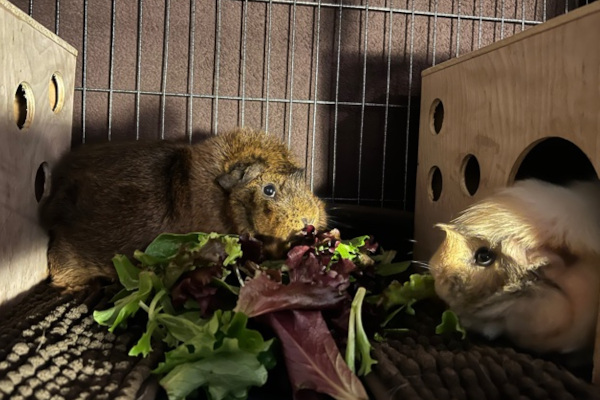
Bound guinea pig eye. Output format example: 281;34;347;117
474;247;496;266
263;183;276;198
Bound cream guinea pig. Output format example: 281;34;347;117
429;179;600;353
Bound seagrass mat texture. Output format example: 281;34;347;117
0;282;163;400
366;304;600;400
1;282;599;400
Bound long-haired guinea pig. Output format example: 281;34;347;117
39;127;327;291
429;178;600;354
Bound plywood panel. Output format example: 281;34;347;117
0;0;77;304
414;1;600;261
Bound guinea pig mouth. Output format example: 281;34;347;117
254;234;290;259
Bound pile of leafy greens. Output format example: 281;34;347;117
93;227;441;400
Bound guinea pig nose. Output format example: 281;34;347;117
301;217;313;227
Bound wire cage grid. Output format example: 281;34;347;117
12;0;581;210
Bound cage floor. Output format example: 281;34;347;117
367;304;600;400
1;281;599;400
0;282;163;400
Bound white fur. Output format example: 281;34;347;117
500;179;600;256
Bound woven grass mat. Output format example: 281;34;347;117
1;281;599;400
367;302;600;400
0;282;164;400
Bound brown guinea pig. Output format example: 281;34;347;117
39;127;328;292
429;179;600;354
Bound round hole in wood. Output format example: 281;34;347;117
35;162;51;203
429;99;444;135
49;72;65;113
14;82;35;130
428;166;443;201
511;137;597;185
461;154;480;196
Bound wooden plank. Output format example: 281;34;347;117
0;0;77;56
0;0;76;305
414;0;600;261
422;2;600;78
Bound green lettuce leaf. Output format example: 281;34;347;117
378;273;436;315
329;235;370;265
220;235;243;266
374;260;411;277
93;270;157;332
112;254;141;290
144;232;206;261
159;343;269;400
154;311;274;400
345;287;377;376
435;310;467;339
129;289;170;357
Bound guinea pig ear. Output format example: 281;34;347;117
241;163;264;183
287;165;305;178
217;162;265;192
435;223;455;233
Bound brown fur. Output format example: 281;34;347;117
39;127;327;291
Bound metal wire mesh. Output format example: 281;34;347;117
16;0;582;210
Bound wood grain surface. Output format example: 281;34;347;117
0;0;76;305
414;1;600;261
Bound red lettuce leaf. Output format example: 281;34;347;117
263;310;368;400
239;233;265;264
171;264;225;315
234;274;346;318
286;247;353;292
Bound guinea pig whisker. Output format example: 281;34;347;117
529;269;540;279
324;215;337;224
411;260;431;270
324;216;346;230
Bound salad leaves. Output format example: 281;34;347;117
93;227;445;400
156;311;274;400
93;229;382;400
94;233;273;399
